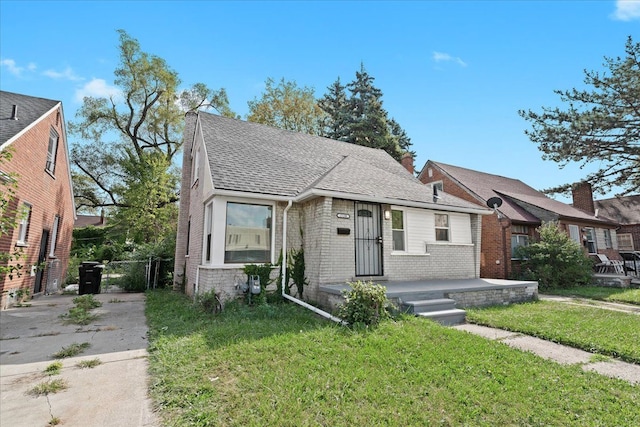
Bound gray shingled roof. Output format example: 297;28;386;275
194;112;487;211
594;195;640;225
1;91;60;145
430;161;614;224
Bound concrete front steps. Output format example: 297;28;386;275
401;298;466;326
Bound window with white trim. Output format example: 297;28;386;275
603;229;613;249
568;224;580;244
16;203;31;245
224;202;272;264
49;216;60;257
192;148;200;184
204;203;213;262
617;233;634;251
511;224;529;258
391;210;405;251
185;217;191;256
46;128;59;174
434;213;449;242
584;227;597;254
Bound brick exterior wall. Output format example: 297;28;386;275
0;105;75;309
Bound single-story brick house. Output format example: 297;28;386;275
0;91;76;309
174;113;493;306
418;161;620;279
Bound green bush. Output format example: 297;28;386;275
196;290;222;314
338;281;393;328
73;294;102;310
515;222;593;290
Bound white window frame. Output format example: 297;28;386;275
192;148;200;185
603;229;613;249
434;213;450;242
224;201;273;264
46;128;59;174
203;202;213;263
568;224;580;244
584;227;597;254
511;234;529;259
391;209;405;252
16;203;31;245
49;215;60;257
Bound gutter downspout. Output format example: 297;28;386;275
281;199;344;324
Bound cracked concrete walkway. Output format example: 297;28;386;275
455;293;640;384
0;292;158;427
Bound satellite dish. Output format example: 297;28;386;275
487;196;503;209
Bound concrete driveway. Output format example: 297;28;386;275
0;292;158;427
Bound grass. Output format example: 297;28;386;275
28;379;68;396
146;290;640;426
543;286;640;305
60;295;102;325
76;358;102;369
44;361;63;376
466;300;640;363
52;342;91;359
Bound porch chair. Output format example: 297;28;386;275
594;254;625;275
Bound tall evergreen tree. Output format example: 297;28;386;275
318;78;350;141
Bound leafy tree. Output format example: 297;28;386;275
519;36;640;196
247;77;326;135
320;65;413;161
69;30;233;242
0;149;24;280
318;78;350;141
515;222;593;290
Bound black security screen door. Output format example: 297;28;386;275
354;202;383;276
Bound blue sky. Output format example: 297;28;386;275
1;1;638;203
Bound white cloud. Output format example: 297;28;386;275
432;51;467;67
612;0;640;21
1;58;33;76
42;66;82;81
74;78;121;102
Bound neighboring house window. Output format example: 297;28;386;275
568;224;580;244
391;210;405;251
204;203;213;262
617;233;634;251
584;227;597;254
225;202;272;264
192;148;200;184
49;216;60;257
16;203;32;245
434;213;449;242
603;229;613;249
511;225;529;258
46;128;59;174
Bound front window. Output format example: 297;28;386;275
584;227;597;254
617;233;634;251
46;128;58;174
434;213;449;242
16;203;31;245
568;224;580;244
49;216;60;257
603;229;613;249
391;210;405;251
225;202;272;264
511;225;529;258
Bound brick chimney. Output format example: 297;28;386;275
572;182;595;214
401;152;414;175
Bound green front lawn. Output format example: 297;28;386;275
543;286;640;305
467;300;640;363
146;291;639;426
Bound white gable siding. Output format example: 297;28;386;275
393;206;472;255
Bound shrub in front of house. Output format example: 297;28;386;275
338;281;394;328
516;222;593;290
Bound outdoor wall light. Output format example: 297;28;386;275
384;210;391;220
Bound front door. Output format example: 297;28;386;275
354;202;383;276
34;230;48;293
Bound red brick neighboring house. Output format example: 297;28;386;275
592;194;640;252
0;91;76;309
418;161;619;279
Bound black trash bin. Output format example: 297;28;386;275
78;262;104;295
